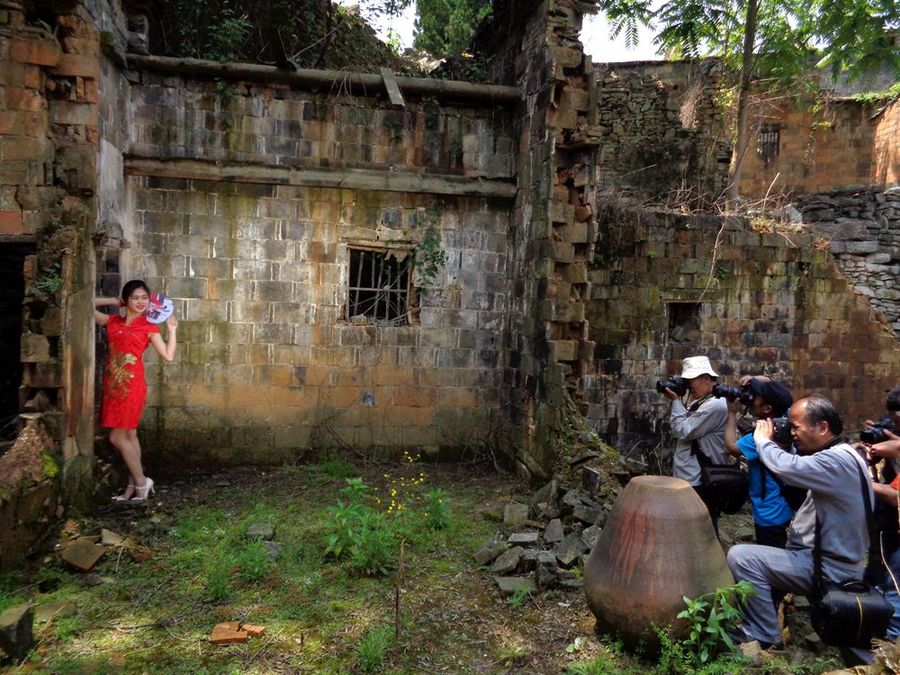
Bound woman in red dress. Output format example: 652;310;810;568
95;280;178;502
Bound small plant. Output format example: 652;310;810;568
423;488;449;530
506;586;532;609
235;539;271;583
356;624;393;672
676;580;756;664
320;457;354;479
203;556;234;602
35;262;63;295
565;636;588;654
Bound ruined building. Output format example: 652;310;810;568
1;0;898;569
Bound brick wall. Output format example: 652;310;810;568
739;97;880;197
590;59;731;201
125;73;515;465
872;97;900;187
583;205;900;455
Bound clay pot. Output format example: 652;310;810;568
583;475;734;648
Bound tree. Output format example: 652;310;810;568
600;0;900;202
413;0;492;58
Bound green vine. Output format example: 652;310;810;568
35;262;63;295
414;204;447;295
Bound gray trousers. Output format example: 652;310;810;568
727;544;863;645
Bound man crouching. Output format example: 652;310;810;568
727;394;872;647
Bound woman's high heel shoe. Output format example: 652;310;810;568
130;477;154;502
113;482;135;502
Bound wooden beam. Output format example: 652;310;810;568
126;55;521;106
380;68;405;108
124;156;517;199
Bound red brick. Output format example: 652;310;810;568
0;210;24;235
7;87;46;112
209;623;248;645
52;54;99;79
242;623;266;637
10;37;61;67
0;111;24;135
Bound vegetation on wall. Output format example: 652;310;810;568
149;0;413;71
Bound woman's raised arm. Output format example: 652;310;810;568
94;297;121;326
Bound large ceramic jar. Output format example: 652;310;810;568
583;475;735;648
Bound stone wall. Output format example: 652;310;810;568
796;187;900;334
124;69;516;465
581;204;900;455
872;97;900;188
589;59;731;201
739;97;881;198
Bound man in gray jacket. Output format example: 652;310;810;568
727;394;872;647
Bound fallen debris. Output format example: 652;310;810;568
61;538;105;572
208;621;267;645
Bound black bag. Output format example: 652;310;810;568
693;440;749;515
809;454;893;649
811;579;893;648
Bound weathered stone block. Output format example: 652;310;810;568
20;333;50;362
0;604;34;661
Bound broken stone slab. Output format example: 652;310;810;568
559;578;583;591
581;465;602;494
528;479;558;511
555;533;588;567
492;546;524;574
535;551;559;591
474;540;507;566
569;450;601;467
0;604;34;661
507;532;539;546
209;621;248;645
572;504;602;525
262;541;283;562
246;523;275;540
494;576;537;597
581;525;602;551
242;623;266;638
543;518;564;544
61;538;105;572
34;601;76;624
503;502;529;527
101;528;124;547
520;549;539;572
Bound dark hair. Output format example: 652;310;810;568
749;380;793;417
887;386;900;412
121;279;151;303
798;394;843;436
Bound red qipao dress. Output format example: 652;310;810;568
100;314;159;429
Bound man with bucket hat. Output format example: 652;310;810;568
660;355;729;532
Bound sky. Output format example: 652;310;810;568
337;2;663;63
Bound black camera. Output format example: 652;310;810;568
656;377;688;396
712;384;755;406
772;416;792;446
861;420;897;445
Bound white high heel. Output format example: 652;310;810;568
112;482;135;502
130;477;155;502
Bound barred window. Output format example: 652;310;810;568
347;247;413;324
757;127;780;163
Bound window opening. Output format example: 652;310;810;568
757;126;780;164
347;247;412;325
667;301;701;343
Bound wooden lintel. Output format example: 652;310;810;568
124;157;517;199
126;54;522;106
380;68;405;108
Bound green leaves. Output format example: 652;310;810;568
675;581;756;665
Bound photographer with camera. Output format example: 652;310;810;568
727;395;874;649
723;376;796;548
860;386;900;642
658;355;728;532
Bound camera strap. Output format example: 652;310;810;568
813;446;873;598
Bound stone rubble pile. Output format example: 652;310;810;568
474;464;621;596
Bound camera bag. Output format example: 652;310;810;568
692;440;748;515
809;453;892;649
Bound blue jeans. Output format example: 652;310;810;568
881;548;900;640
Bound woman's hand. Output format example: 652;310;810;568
166;315;179;332
867;430;900;460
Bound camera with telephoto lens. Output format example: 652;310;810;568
656;377;688;396
712;384;755;406
860;420;897;445
772;416;792;446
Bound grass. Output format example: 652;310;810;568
0;460;849;674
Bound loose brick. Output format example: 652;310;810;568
242;623;266;638
0;210;23;235
209;623;248;645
